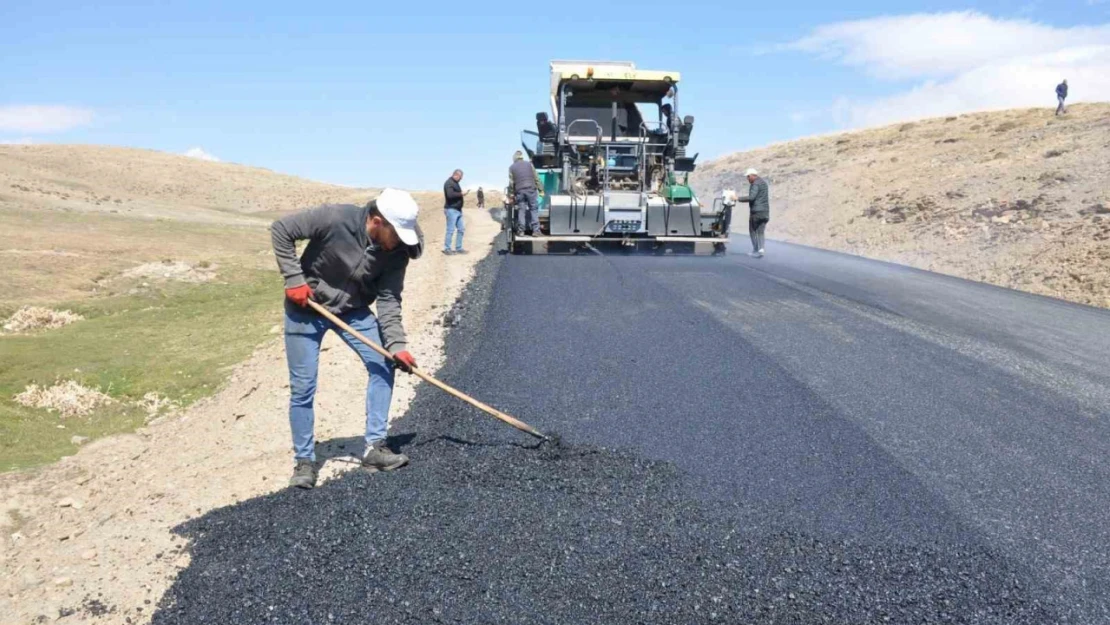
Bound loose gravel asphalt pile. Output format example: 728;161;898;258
153;249;1060;624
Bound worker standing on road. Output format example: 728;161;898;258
738;168;770;258
270;189;423;489
1056;79;1068;116
509;151;544;237
476;186;485;210
443;169;468;255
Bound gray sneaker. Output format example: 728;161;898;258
289;459;317;489
362;440;409;473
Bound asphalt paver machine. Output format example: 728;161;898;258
506;60;730;254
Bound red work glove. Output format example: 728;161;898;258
393;350;417;373
285;284;314;307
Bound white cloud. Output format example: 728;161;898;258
0;105;94;133
787;12;1110;128
0;137;34;145
183;147;220;162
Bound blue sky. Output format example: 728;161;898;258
2;1;1108;191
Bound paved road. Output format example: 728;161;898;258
466;239;1110;621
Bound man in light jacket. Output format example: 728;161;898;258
738;168;770;258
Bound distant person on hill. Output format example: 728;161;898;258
737;168;770;258
1056;80;1068;116
443;169;468;255
509;150;544;237
476;186;485;210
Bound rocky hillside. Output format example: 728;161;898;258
693;103;1110;309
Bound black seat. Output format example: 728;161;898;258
677;115;694;147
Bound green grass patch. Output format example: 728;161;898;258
0;268;284;471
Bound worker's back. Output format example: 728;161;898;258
509;160;537;193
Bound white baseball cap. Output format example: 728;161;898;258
745;168;759;176
375;188;421;246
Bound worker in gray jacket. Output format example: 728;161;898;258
509;151;545;237
738;168;770;257
270;188;423;489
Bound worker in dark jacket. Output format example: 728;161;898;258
443;169;468;254
1056;80;1068;116
270;189;423;489
738;168;770;258
509;151;544;236
476;187;485;210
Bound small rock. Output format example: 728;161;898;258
81;548;98;560
53;576;74;587
70;435;90;446
269;324;281;334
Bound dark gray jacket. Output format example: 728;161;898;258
740;177;770;215
270;203;423;353
444;177;464;209
508;159;541;194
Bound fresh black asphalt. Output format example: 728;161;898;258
153;237;1110;624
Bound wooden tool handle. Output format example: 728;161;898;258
305;299;548;441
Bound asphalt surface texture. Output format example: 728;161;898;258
153;236;1110;624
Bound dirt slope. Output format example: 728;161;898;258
693;103;1110;308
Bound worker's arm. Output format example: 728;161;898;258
738;182;763;204
270;205;336;288
376;263;409;355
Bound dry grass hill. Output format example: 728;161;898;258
693;103;1110;309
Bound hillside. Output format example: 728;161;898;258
692;103;1110;309
0;144;374;224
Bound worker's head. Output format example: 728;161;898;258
513;150;524;161
452;169;463;181
367;188;421;252
1063;79;1068;85
745;168;759;183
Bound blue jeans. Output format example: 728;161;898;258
1056;96;1067;115
284;302;395;461
514;190;540;233
444;207;465;251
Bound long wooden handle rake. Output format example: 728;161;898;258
306;299;548;441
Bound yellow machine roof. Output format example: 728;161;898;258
549;61;680;99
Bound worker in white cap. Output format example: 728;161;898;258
737;168;770;257
270;189;424;488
